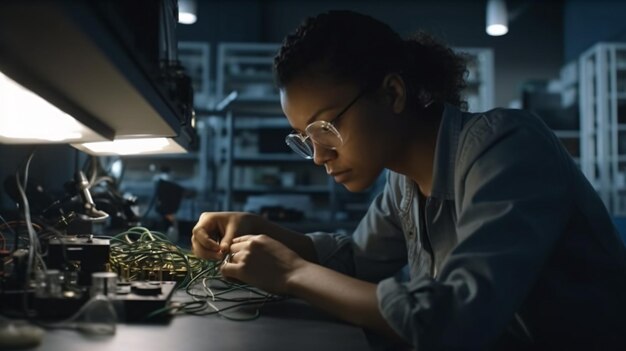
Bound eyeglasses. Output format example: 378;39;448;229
285;90;367;159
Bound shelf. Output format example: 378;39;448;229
553;130;580;138
234;95;281;103
235;117;290;129
226;56;277;65
227;97;284;115
121;152;199;160
226;71;274;81
233;185;329;193
234;154;309;162
121;178;199;191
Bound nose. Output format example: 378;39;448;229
312;142;336;166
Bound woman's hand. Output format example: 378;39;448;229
220;234;307;294
191;212;262;260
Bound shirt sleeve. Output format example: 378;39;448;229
307;171;409;282
377;112;572;349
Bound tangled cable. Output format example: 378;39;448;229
107;227;284;321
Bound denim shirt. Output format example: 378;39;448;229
307;104;626;350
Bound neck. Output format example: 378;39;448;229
389;103;443;197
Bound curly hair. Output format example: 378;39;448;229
273;10;468;111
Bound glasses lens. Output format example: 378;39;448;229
285;134;313;159
306;121;343;148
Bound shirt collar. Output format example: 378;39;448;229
429;103;464;200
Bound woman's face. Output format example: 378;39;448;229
280;73;403;192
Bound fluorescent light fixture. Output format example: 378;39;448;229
74;137;186;156
486;0;508;36
0;71;105;144
178;0;197;25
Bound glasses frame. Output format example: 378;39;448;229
285;89;368;159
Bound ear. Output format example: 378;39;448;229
381;73;407;114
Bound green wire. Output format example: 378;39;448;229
109;227;284;322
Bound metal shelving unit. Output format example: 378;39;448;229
178;41;211;110
118;42;214;221
214;42;496;223
457;48;495;112
579;42;626;215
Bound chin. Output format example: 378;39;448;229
340;179;372;192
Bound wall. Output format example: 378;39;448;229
564;0;626;62
0;0;566;212
177;0;565;108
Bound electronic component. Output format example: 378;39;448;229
47;236;110;286
108;227;201;285
33;280;176;324
112;281;176;323
90;272;118;298
1;249;29;290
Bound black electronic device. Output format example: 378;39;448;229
33;281;176;324
47;236;110;286
113;281;176;323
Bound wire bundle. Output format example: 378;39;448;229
143;275;285;322
108;227;284;321
108;227;209;287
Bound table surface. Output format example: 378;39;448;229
21;297;370;351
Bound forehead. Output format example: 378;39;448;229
280;73;356;126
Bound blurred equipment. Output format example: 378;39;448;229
47;236;110;286
155;179;185;220
157;179;184;243
74;171;109;223
244;194;311;221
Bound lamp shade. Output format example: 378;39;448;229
486;0;508;36
178;0;197;25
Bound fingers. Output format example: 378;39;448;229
220;259;241;280
191;233;222;260
232;235;255;244
191;212;259;261
220;250;246;280
191;216;223;260
220;216;255;253
218;222;236;255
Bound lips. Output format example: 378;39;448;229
329;170;350;182
328;169;348;176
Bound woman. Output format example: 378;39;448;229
192;10;626;350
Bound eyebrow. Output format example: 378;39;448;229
297;104;341;132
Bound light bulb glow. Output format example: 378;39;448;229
487;24;508;36
77;137;186;155
0;71;104;143
178;12;196;24
178;0;197;24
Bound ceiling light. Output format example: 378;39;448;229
73;137;186;156
0;71;106;144
178;0;197;25
486;0;508;36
